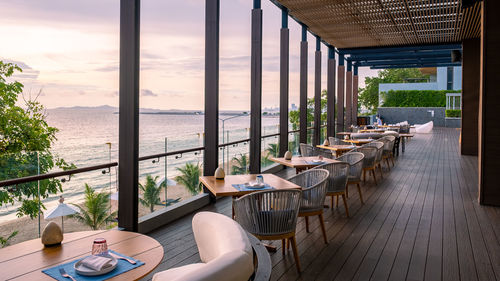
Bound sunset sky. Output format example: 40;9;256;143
0;0;377;111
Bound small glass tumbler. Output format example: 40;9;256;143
92;238;108;256
256;175;264;185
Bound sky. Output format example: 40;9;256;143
0;0;378;111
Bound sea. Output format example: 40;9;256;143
0;107;283;223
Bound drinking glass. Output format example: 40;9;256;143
92;238;108;256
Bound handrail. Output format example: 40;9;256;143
0;162;118;187
138;146;205;162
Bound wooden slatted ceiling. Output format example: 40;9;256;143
275;0;481;48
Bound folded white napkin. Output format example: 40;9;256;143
80;255;113;271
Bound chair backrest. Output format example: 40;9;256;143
314;162;349;193
357;146;378;168
337;152;365;181
233;189;302;237
399;125;410;133
316;148;334;159
300;143;314;157
287;169;329;212
328;137;350;145
363;141;384;162
381;135;396;152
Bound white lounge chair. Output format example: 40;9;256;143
152;212;254;281
415;121;433;134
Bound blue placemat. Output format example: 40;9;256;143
232;183;274;192
42;250;145;281
305;160;325;165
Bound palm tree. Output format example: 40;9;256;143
139;175;162;213
266;143;279;157
231;154;249;175
175;163;202;196
70;184;116;230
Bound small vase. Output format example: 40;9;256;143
41;221;63;247
284;151;292;160
323;139;330;146
214;167;225;180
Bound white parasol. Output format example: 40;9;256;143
44;196;79;232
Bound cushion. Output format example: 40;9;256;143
152;264;205;281
192;212;252;263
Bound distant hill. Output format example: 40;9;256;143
48;105;252;116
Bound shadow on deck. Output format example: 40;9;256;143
142;128;500;281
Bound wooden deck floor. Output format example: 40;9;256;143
143;128;500;281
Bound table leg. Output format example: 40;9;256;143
402;137;406;153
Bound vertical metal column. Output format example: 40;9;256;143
327;46;336;137
345;60;353;128
249;0;262;174
299;25;308;144
204;0;220;177
279;9;289;157
118;0;140;232
337;54;345;133
313;37;322;145
352;65;359;127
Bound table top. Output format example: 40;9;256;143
336;132;352;136
0;230;163;281
317;144;356;151
200;174;301;197
359;129;385;133
344;138;374;144
399;133;415;137
270;156;339;169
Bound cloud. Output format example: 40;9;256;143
1;58;41;80
141;89;157;97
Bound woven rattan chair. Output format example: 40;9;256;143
337;152;365;204
357;146;379;185
381;135;396;169
315;148;334;159
299;143;314;157
287;169;329;244
314;162;350;217
234;189;302;272
328;137;350;145
364;141;384;178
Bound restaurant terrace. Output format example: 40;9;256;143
0;0;499;281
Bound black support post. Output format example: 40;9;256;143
249;0;262;174
299;25;308;144
204;0;220;178
118;0;140;232
337;54;345;133
345;60;353;128
279;9;289;157
327;47;336;137
313;37;321;145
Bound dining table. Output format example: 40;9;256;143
344;138;374;145
0;230;163;281
316;144;356;158
269;156;339;173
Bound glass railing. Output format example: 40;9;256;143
0;151;116;247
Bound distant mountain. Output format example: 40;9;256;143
50;105;117;111
49;105;251;116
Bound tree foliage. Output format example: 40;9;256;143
175;163;202;196
358;68;429;114
0;61;75;219
70;184;116;230
289;90;328;130
231;154;249;175
139;175;162;213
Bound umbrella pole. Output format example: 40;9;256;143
61;217;64;233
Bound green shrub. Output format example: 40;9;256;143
446;109;461;118
381;90;460;108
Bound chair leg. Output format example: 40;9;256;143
363;169;366;183
346;184;349;198
287;238;290;250
318;213;328;244
282;239;286;255
378;163;384;178
336;195;339;208
290;236;301;273
391;155;395;166
341;194;350;217
371;169;378;185
331;195;334;208
305;216;310;233
357;183;364;204
386;158;391;170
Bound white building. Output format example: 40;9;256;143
378;66;462;106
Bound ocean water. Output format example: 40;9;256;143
0;108;282;222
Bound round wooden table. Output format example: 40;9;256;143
0;230;163;280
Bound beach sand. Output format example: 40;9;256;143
0;184;194;247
